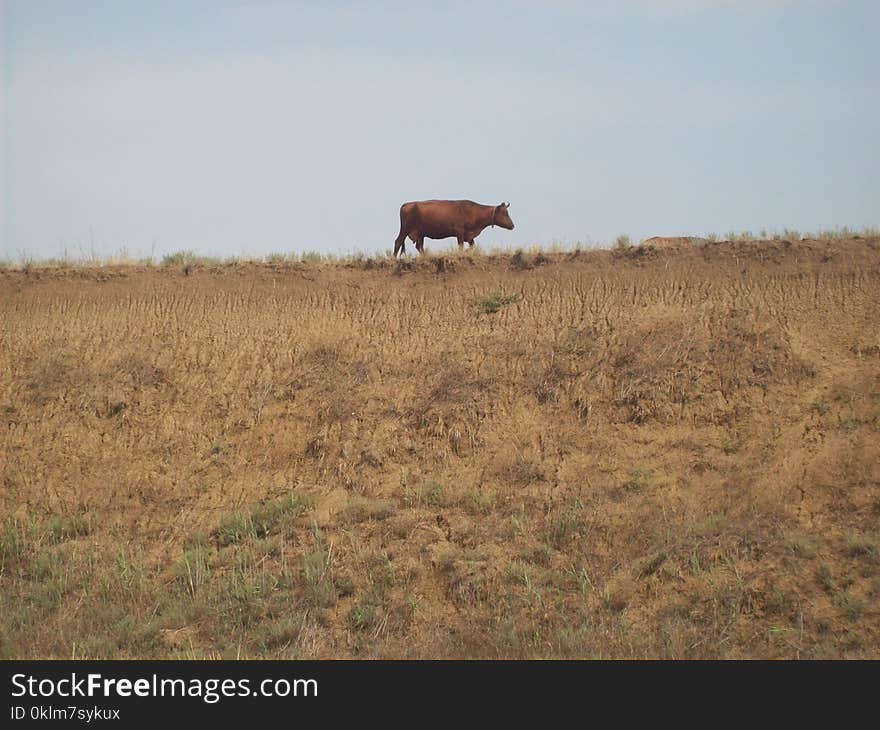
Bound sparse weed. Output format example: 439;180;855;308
403;480;445;508
510;249;531;270
161;251;196;267
173;543;211;597
844;532;877;558
465;490;497;515
786;532;818;559
545;500;585;549
348;602;379;633
836;590;867;622
695;511;729;535
473;290;521;314
301;549;338;609
213;493;312;546
622;469;651;493
809;400;829;415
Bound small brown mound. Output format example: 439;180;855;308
641;236;706;248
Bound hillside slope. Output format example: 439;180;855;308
2;238;878;658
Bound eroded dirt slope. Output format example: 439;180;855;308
1;238;878;658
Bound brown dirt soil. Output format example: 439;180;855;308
2;237;879;658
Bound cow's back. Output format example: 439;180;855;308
406;199;479;218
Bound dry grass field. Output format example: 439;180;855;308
2;236;879;659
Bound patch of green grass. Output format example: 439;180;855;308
844;532;877;558
221;559;269;630
694;511;729;535
0;517;31;567
837;415;862;433
366;551;396;595
765;587;793;616
345;551;399;638
474;290;521;314
212;492;312;546
301;549;338;609
28;548;78;611
817;563;836;593
786;531;818;559
836;590;867;622
348;602;379;633
161;251;196;267
505;560;538;592
109;548;149;610
161;251;221;268
725;231;756;242
545;500;586;549
44;514;91;544
623;469;651;493
809;400;829;415
172;543;211;597
1;513;91;570
721;439;740;455
404;480;445;508
464;489;497;515
262;614;309;651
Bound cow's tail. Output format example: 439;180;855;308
393;205;408;257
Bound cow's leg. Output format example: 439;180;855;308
394;233;407;257
457;236;465;251
415;237;425;255
467;239;475;248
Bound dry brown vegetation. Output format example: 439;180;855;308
2;236;879;658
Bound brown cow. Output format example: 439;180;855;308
393;200;515;256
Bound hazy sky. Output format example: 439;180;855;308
2;0;877;260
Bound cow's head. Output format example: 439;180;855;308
494;202;515;230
